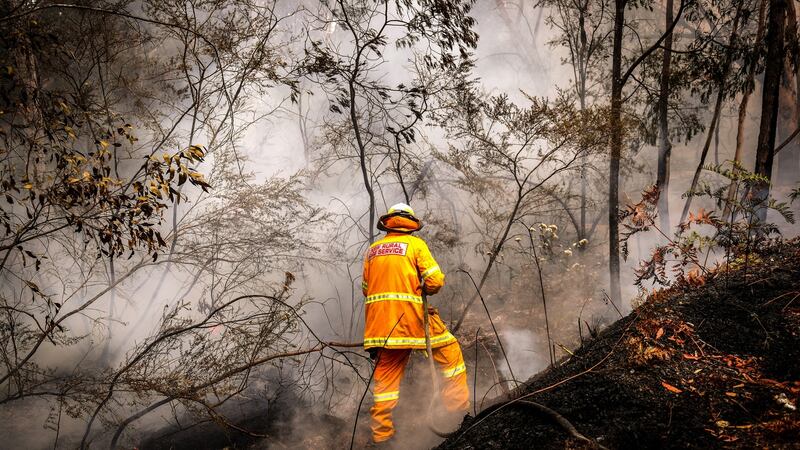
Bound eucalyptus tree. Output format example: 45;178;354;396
753;0;789;219
433;86;607;332
303;0;478;244
607;0;689;304
0;1;334;447
539;0;613;243
775;0;799;184
656;0;676;231
679;0;759;224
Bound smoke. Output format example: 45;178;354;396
2;0;799;448
498;327;549;382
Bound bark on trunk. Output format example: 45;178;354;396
680;89;725;223
776;0;799;185
754;0;787;221
349;78;376;243
680;4;744;224
656;0;674;233
609;0;625;305
578;3;588;241
724;0;768;219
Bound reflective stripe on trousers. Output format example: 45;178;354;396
369;342;470;443
363;330;456;349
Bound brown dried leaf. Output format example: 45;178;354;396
661;381;683;394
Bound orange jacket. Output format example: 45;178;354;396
362;231;455;350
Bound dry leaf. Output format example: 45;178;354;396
661;381;683;394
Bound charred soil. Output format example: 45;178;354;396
438;240;800;449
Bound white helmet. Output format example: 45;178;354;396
377;203;422;232
387;203;415;217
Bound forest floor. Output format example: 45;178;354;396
437;239;800;449
139;240;800;450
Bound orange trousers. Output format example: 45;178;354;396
370;341;470;443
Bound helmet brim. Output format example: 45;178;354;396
377;211;422;233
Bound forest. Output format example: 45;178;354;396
0;0;798;448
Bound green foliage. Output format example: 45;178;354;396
789;183;800;204
688;161;795;227
0;6;213;265
622;162;795;288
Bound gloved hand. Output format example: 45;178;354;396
427;306;438;316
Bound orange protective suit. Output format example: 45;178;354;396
363;215;470;443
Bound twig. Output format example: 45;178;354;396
782;294;799;312
603;291;624;318
774;124;800;156
479;377;525;410
763;291;799;307
473;327;480;417
556;342;575;357
479;339;505;402
458;269;517;388
688;334;707;357
109;341;363;449
521;225;555;366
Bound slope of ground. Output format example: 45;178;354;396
438;240;800;449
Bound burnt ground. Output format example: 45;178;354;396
138;240;799;450
438;239;800;450
138;392;350;450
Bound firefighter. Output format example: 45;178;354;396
362;203;469;444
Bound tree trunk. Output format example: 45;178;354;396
349;78;376;243
680;4;744;224
578;3;588;241
754;0;787;221
680;88;725;223
724;0;768;219
608;0;625;305
776;0;799;185
656;0;674;233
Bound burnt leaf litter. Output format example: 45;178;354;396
138;240;800;450
438;239;800;450
142;241;800;450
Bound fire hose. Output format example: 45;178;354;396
421;289;452;438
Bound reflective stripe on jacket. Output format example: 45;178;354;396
362;232;453;349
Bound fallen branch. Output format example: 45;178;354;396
516;400;607;449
